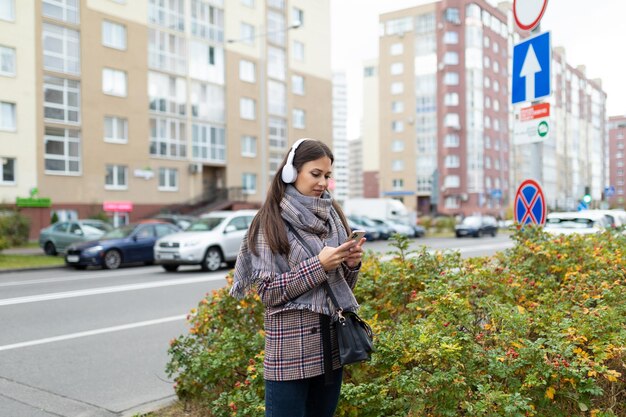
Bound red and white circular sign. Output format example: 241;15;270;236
513;0;548;31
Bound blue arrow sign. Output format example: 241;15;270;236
512;31;551;104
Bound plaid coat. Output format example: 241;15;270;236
258;256;360;381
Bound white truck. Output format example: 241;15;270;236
342;198;413;224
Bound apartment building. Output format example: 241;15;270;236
347;138;363;199
608;115;626;207
331;71;348;205
0;0;332;236
373;0;511;217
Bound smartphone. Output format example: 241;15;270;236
348;230;366;242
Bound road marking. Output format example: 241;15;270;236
0;275;226;307
0;315;187;352
0;267;163;288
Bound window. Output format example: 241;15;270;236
190;81;224;122
148;0;184;31
445;196;460;209
392;179;404;189
391;101;404;113
240;97;255;120
0;0;15;21
241;135;257;157
267;10;286;46
293;40;305;61
268;0;285;10
105;164;128;189
444;72;459;85
241;0;254;7
444;93;459;106
391;82;404;94
391;160;404;171
239;59;255;82
148;29;186;74
292;74;305;95
269;117;286;148
44;76;80;124
292;109;305;129
363;66;375;77
444;8;460;24
392;121;404;132
242;173;256;194
158;167;178;191
390;42;403;55
443;52;459;65
102;68;127;96
44;126;81;174
268;80;286;116
267;46;286;80
43;23;80;75
1;157;15;183
445;155;460;168
149;117;187;158
292;7;304;26
190;0;224;43
240;22;255;45
444;175;460;188
0;46;15;76
102;20;126;50
444;133;460;147
43;0;79;24
392;140;404;152
390;62;404;75
104;116;128;143
192;123;225;162
444;113;460;128
189;41;223;83
149;72;186;116
0;101;15;131
443;31;458;44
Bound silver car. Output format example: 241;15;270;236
39;219;113;255
154;210;257;272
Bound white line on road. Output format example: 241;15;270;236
0;275;226;307
0;267;163;287
0;315;186;352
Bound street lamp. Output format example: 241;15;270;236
227;22;301;200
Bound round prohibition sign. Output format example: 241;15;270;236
514;179;547;226
513;0;549;31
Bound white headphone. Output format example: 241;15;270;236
281;138;309;183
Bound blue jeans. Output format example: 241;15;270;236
265;368;343;417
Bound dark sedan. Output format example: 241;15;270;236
454;215;498;238
64;221;180;269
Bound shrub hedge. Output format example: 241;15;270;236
167;228;626;416
0;211;30;251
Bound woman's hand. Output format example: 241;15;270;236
318;240;356;271
344;237;365;268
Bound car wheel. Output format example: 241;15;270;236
201;247;223;272
162;265;179;272
103;249;122;270
44;241;57;256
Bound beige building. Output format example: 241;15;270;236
1;0;332;237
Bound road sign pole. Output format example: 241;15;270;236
529;24;543;186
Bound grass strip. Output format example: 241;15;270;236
0;254;64;270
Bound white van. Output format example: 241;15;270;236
544;211;609;235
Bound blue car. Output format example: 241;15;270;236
64;221;180;270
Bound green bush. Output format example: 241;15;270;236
167;229;626;416
433;215;456;233
0;211;31;250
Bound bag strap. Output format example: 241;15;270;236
285;222;341;311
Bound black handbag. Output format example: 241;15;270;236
285;222;374;366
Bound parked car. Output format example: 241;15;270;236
544;211;610;235
153;214;198;230
347;219;378;242
455;215;498;238
347;216;381;240
412;224;426;238
64;221;180;269
154;210;258;272
39;219;113;255
370;218;413;238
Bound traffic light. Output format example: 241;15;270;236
582;186;591;204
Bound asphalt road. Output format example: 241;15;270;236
0;235;513;417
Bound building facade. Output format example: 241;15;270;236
0;0;332;236
608;115;626;207
331;71;348;205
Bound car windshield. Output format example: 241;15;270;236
187;217;226;232
102;224;136;239
83;221;113;232
545;218;594;229
462;216;481;226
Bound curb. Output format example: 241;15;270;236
0;265;67;274
121;395;178;417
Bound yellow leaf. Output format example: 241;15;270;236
517;305;526;314
545;386;555;400
591;409;600;417
605;369;621;382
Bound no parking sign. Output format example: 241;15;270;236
514;179;546;226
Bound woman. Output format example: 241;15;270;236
231;138;366;417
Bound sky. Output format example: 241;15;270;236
330;0;626;140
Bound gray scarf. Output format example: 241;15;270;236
231;185;359;317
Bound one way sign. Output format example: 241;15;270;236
512;31;551;104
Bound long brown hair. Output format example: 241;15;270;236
248;138;350;255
